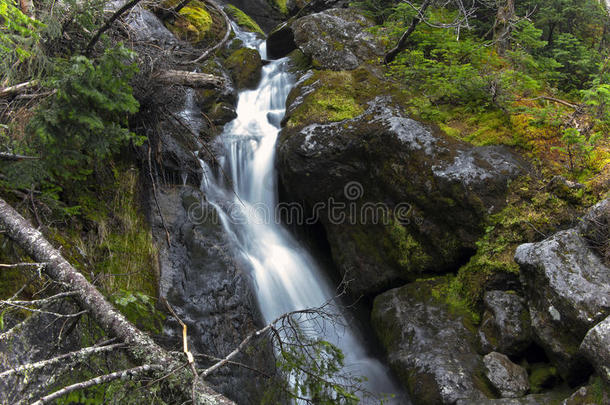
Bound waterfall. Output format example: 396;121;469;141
198;28;407;403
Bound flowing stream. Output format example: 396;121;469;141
198;28;406;403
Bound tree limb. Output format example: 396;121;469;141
384;0;432;64
30;364;163;404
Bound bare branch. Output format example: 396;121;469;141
0;342;125;379
0;153;39;161
85;0;144;55
0;81;38;99
30;364;164;404
0;291;77;307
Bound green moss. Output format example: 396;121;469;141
166;0;213;43
270;0;288;14
226;5;264;35
529;363;559;393
430;276;481;330
287;70;375;127
383;217;433;272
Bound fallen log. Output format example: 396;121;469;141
0;197;234;405
153;70;226;89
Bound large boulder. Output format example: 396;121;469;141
483;352;530;398
224;47;263;89
291;8;383;70
149;186;274;404
478;291;533;356
267;7;383;67
371;278;491;405
277;68;525;297
514;200;610;383
579;316;610;383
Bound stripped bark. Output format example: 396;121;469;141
0;197;234;405
153;70;226;89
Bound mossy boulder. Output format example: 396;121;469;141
195;58;238;126
277;68;525;297
371;277;491;404
514;200;610;383
226;5;264;35
165;0;213;43
222;0;284;32
224;47;263;89
580;315;610;384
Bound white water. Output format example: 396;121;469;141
198;28;406;403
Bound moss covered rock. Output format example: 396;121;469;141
226;5;264;35
371;277;491;404
165;0;213;43
277;68;525;297
224;47;263;89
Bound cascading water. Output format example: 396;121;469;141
199;26;407;403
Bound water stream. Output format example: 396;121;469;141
198;28;406;403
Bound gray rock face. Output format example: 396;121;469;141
291;8;383;70
479;291;532;356
149;186;273;404
122;5;177;44
515;214;610;382
579;315;610;383
483;352;530;398
456;391;572;405
371;278;489;405
561;383;610;404
278;91;524;297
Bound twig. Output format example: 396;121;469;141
0;152;39;161
30;364;163;404
0;302;87;318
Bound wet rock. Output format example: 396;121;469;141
278;72;525;297
291;8;383;70
514;211;610;383
149;186;273;404
483;352;530;398
266;22;297;59
196;58;238;126
110;3;177;45
295;0;350;15
579;315;610;383
479;291;532;356
371;278;490;404
224;47;263;89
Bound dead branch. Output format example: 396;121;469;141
0;262;45;268
0;301;87;318
183;0;232;64
0;342;124;379
0;153;39;161
153;70;226;89
0;81;38;99
385;0;432;64
519;95;583;111
30;364;164;404
0;291;77;307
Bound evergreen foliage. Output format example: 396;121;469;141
28;45;142;182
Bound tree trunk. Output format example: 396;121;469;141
154;70;226;88
494;0;515;55
0;197;234;405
